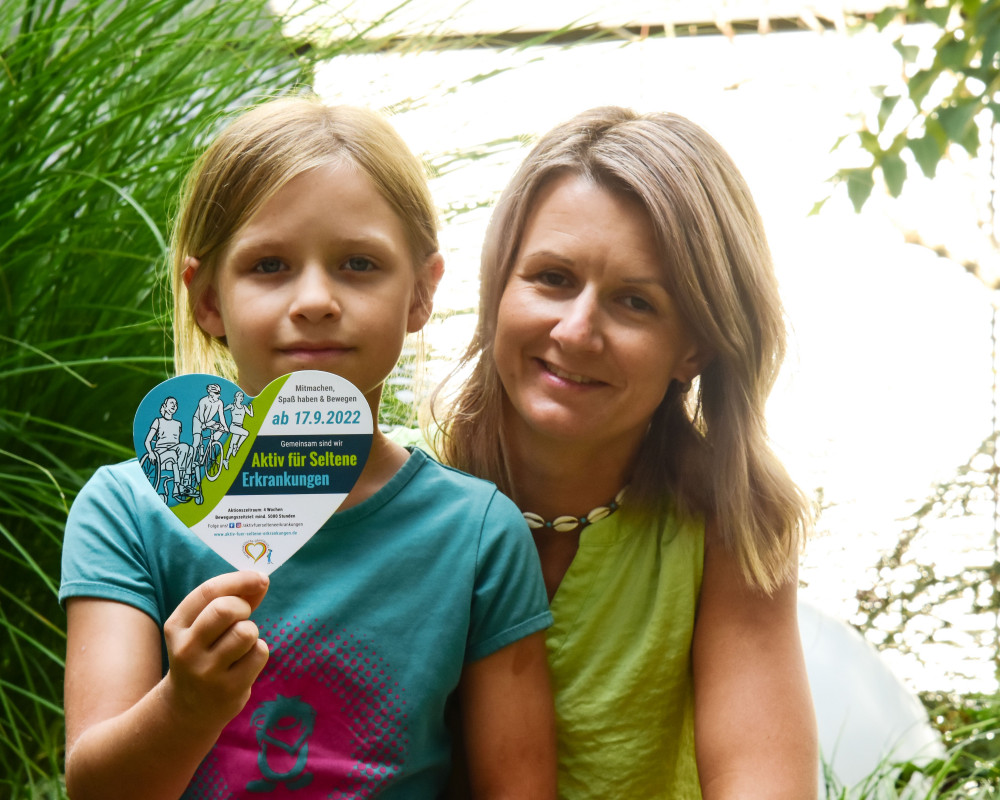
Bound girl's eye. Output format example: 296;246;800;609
252;257;286;274
343;256;376;272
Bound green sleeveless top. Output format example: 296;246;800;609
547;508;705;798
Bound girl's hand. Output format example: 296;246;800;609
64;571;269;800
161;570;270;730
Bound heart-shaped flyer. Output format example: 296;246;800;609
132;370;373;575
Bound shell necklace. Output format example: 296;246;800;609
522;487;627;533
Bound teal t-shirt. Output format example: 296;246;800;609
60;447;552;798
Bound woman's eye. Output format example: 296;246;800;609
252;257;285;274
622;295;654;312
343;256;376;272
537;270;569;287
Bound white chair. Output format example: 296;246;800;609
799;600;945;795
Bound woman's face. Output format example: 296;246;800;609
494;173;704;454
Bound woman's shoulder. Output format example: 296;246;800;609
618;500;706;542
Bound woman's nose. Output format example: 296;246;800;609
288;264;341;322
551;290;603;352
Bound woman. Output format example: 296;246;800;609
435;107;818;798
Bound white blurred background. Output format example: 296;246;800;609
278;0;998;694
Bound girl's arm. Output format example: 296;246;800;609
692;524;818;800
64;571;270;800
457;631;557;800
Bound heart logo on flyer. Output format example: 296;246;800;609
132;370;373;574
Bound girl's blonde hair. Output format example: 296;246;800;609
434;106;809;594
171;96;439;380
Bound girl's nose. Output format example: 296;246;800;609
288;264;341;322
551;289;603;353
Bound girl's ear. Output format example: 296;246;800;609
184;257;226;338
407;253;445;333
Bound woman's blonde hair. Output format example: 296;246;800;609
434;106;809;594
171;95;439;380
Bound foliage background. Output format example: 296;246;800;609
0;1;316;794
834;0;1000;703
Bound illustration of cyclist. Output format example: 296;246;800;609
193;383;229;457
191;384;229;485
143;397;194;502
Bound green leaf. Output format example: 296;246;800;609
858;130;882;155
892;39;920;63
874;8;898;30
916;5;951;28
960;117;982;155
843;167;876;213
960;0;981;15
808;197;830;217
937;37;970;71
877;94;901;130
982;26;1000;70
937;100;982;143
908;68;939;107
908;133;943;177
829;132;851;153
880;153;907;197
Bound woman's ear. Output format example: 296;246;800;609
673;340;715;386
407;253;445;333
184;257;226;338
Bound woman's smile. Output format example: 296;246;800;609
537;358;606;387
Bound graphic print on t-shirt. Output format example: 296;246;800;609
246;694;317;791
185;616;408;799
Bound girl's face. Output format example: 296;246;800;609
193;162;441;402
494;173;704;454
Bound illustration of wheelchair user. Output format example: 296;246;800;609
140;385;234;506
141;397;197;505
191;383;230;487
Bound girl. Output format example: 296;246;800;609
435;107;819;798
60;97;556;800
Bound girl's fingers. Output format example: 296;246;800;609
228;637;270;686
208;618;262;665
192;595;254;649
165;572;270;672
168;571;268;630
